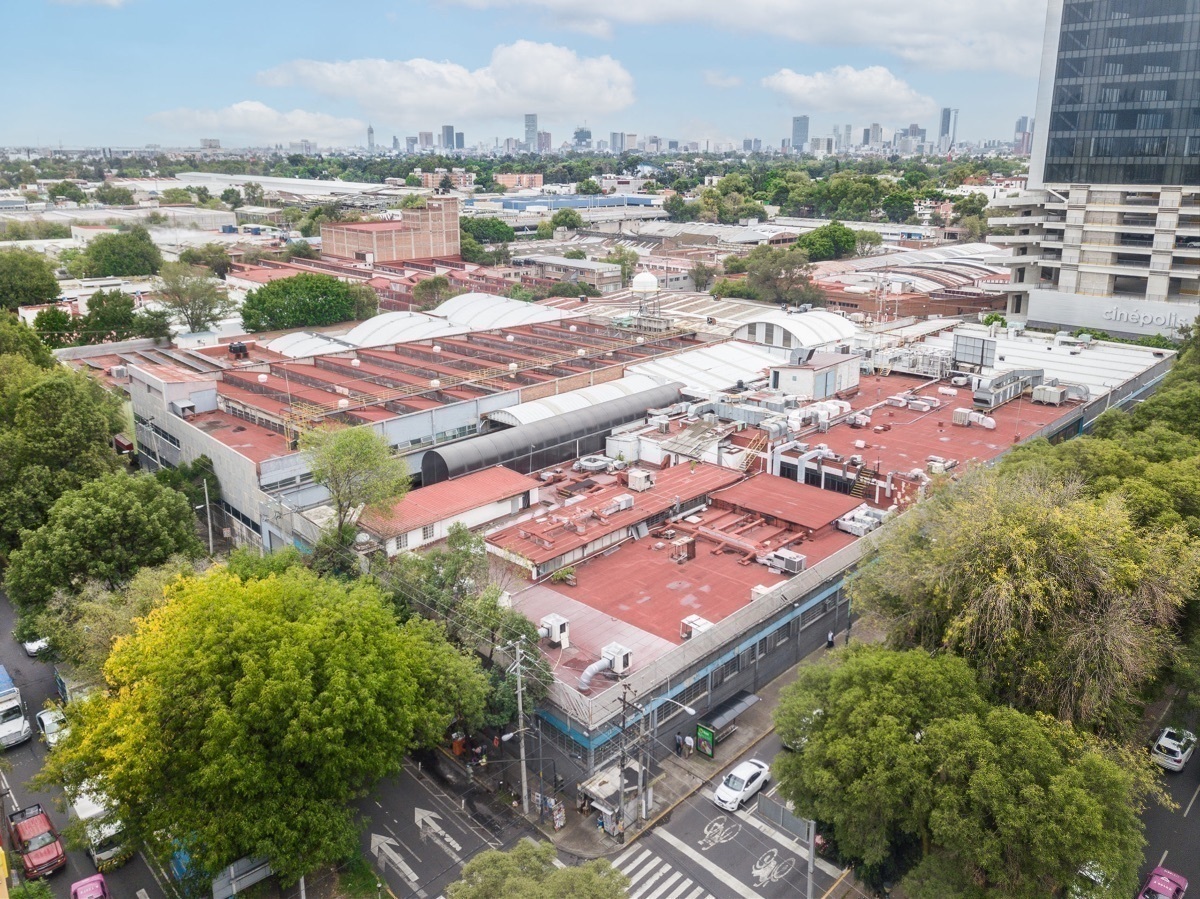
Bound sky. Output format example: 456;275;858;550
4;0;1050;150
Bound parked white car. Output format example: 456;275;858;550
36;707;69;747
712;759;770;811
1151;727;1196;772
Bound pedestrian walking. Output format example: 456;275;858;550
684;734;695;758
675;732;684;756
826;629;835;649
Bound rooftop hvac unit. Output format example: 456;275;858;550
652;416;670;433
109;365;127;379
539;613;570;649
763;549;807;574
928;459;958;474
950;376;971;387
750;584;773;601
608;493;635;513
627;469;655;492
680;614;714;640
574;455;612;473
602;642;633;675
952;408;973;426
849;454;864;467
1031;384;1068;406
885;395;909;407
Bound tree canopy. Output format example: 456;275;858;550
774;646;1160;898
447;840;626;899
851;471;1197;735
79;226;163;277
0;249;60;312
549;208;584;230
156;262;235;333
241;273;373;332
460;217;515;244
39;566;489;885
0;364;123;559
6;472;203;609
178;244;234;278
743;244;824;306
301;425;410;541
0;314;56;367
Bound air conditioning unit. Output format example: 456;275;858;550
109;365;127;379
763;549;807;574
539;613;570;649
680;614;714;640
627;469;655;492
602;642;632;675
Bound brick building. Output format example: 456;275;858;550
495;173;544;190
321;199;460;262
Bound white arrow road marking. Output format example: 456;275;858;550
415;807;465;864
371;833;427;898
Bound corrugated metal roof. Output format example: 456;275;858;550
731;309;858;348
486;374;664;427
359;466;541;538
628;341;781;396
430;292;570;329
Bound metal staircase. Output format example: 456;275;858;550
850;467;879;498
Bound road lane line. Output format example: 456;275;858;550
820;868;851;899
1184;783;1200;817
1159;850;1170;866
655;830;765;899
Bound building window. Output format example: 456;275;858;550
397;533;408;550
422;524;435;541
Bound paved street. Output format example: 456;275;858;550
0;593;171;899
1140;755;1200;889
629;733;844;899
359;751;534;899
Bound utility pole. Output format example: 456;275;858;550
202;475;214;556
514;640;530;816
617;685;630;843
805;819;816;899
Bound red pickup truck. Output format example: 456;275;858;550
7;804;67;878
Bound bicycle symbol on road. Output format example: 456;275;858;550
698;815;742;851
751;848;796;886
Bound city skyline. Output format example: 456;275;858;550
5;0;1046;149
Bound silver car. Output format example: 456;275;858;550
712;759;770;811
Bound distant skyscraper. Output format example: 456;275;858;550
1015;115;1029;136
525;114;538;151
367;124;375;151
844;124;852;149
743;138;754;153
455;132;464;150
862;128;871;146
538;131;552;153
573;126;592;148
418;132;433;149
791;116;809;153
405;136;418;154
939;108;952;140
625;133;637;151
441;125;455;150
938;108;958;151
392;135;399;151
610;132;625;153
869;123;883;147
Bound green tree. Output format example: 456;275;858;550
241;273;361;332
797;221;858;261
602;246;640;287
39;566;489;885
460;217;516;244
158;187;195;205
745;245;824;306
710;278;759;300
447;840;626;899
0;313;56;366
854;229;883;256
689;261;716;291
851;471;1197;734
80;288;139;343
346;282;379;321
242;182;265;205
301;425;410;542
156;263;234;333
880;191;916;223
952;192;990;221
178;244;234;278
32;306;75;348
549;208;584;231
80;226;163;277
93;183;135;206
545;281;600;298
412;275;460;307
534;221;554;240
722;254;748;274
663;193;696;222
6;473;202;610
563;248;587;260
49;181;87;204
576;178;602;195
220;187;243;208
774;646;1158;898
0;248;60;312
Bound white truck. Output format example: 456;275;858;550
69;788;129;869
0;665;32;748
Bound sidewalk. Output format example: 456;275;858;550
544;613;888;862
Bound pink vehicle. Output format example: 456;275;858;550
70;874;109;899
1139;866;1188;899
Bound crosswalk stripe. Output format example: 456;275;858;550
681;888;707;899
654;830;764;899
617;848;653;875
641;871;683;899
630;862;671;895
614;845;643;868
628;859;668;889
662;883;693;899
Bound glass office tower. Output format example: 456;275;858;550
1040;0;1200;185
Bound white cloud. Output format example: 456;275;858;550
148;101;365;145
703;70;742;89
763;66;936;121
261;41;635;123
448;0;1045;73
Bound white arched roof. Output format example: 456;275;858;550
430;292;566;329
486;374;664;427
342;311;465;348
732;309;857;349
266;331;355;358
